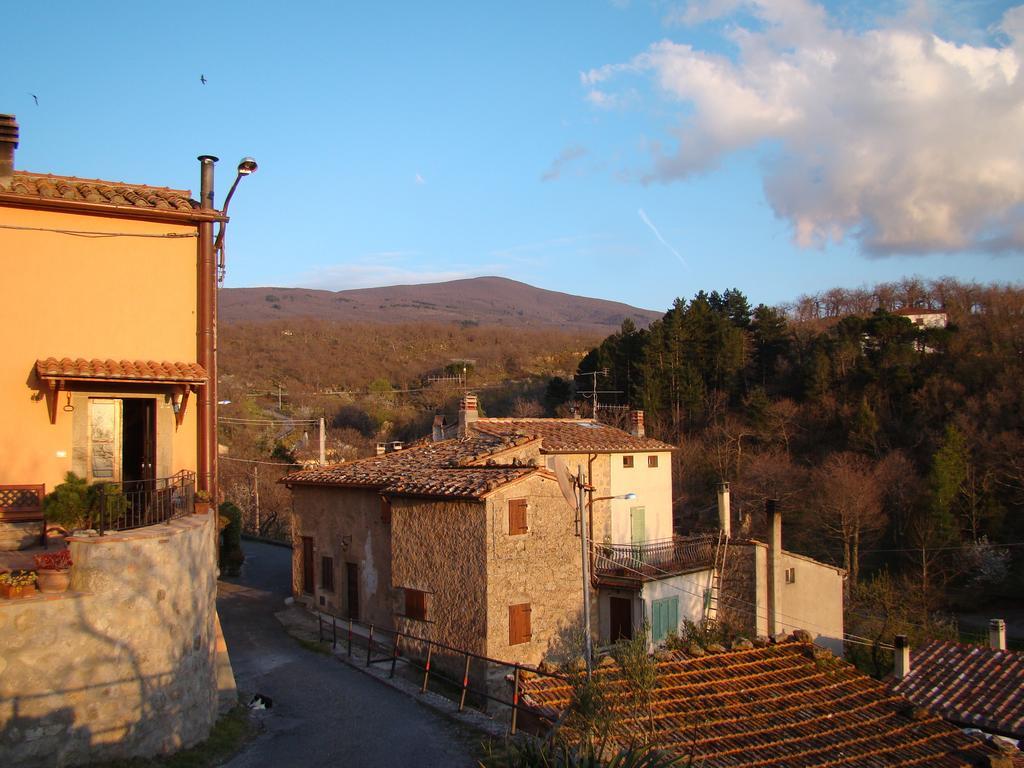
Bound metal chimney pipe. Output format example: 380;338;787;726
894;634;911;679
717;482;731;538
0;114;19;190
989;619;1007;651
196;155;219;498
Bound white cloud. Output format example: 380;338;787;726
541;145;588;181
585;0;1024;255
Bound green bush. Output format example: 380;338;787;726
43;472;90;530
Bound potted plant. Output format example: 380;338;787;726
195;490;212;515
0;569;38;599
33;549;72;594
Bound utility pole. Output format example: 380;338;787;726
253;463;260;535
319;416;326;465
577;464;593;679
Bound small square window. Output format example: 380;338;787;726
622;455;634;468
648;455;658;468
785;567;796;584
405;588;427;621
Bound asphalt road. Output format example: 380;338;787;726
218;540;480;768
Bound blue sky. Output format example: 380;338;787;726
5;1;1022;311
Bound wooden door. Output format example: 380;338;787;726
301;537;314;594
88;398;122;483
346;562;359;621
610;596;633;642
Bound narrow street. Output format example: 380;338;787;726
218;540;480;768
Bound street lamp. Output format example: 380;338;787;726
214;157;259;282
573;464;636;678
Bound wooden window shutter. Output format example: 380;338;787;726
380;496;392;525
509;603;532;645
508;498;528;535
405;588;426;621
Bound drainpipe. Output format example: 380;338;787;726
197;155;218;500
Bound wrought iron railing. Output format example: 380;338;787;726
97;470;195;534
593;533;718;581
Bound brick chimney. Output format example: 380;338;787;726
629;409;645;438
458;393;479;437
894;634;911;680
717;482;731;538
0;114;18;190
766;499;782;636
989;618;1006;651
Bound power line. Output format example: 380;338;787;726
0;223;198;239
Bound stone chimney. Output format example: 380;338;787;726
629;409;645;438
0;114;19;190
766;499;782;636
989;618;1006;651
717;482;731;538
893;634;911;680
458;393;479;437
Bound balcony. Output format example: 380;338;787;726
593;534;718;583
96;470;196;534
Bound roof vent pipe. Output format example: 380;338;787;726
989;618;1006;651
717;482;731;538
0;114;19;190
197;154;218;209
893;635;911;680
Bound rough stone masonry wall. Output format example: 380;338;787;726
0;514;221;768
717;541;760;637
484;475;584;668
290;486;395;626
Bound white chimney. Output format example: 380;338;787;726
375;443;386;456
894;634;911;679
989;619;1007;651
717;482;731;538
766;499;783;636
629;409;645;438
458;393;479;437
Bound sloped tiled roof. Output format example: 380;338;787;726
36;357;208;384
893;639;1024;738
282;434;543;500
519;641;1006;767
5;173;198;212
471;418;674;453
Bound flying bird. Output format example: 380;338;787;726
29;93;38;106
200;74;207;85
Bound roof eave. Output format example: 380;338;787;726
0;191;227;224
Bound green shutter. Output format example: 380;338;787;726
652;596;680;643
630;506;646;546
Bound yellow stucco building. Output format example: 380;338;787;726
0;114;224;547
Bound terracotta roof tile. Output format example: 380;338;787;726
283;435;542;499
36;357;208;384
471;418;674;453
519;641;1005;767
7;172;199;213
893;639;1024;738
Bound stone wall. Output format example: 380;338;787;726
718;541;760;635
484;475;583;667
0;513;224;767
290;486;395;627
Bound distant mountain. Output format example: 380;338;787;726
220;276;661;332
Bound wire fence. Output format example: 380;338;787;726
313;610;566;734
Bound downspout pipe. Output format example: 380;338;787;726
197;155;218;499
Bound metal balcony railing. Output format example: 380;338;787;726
593;534;718;581
96;470;196;534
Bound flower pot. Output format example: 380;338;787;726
195;500;211;515
0;583;36;599
36;568;71;594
